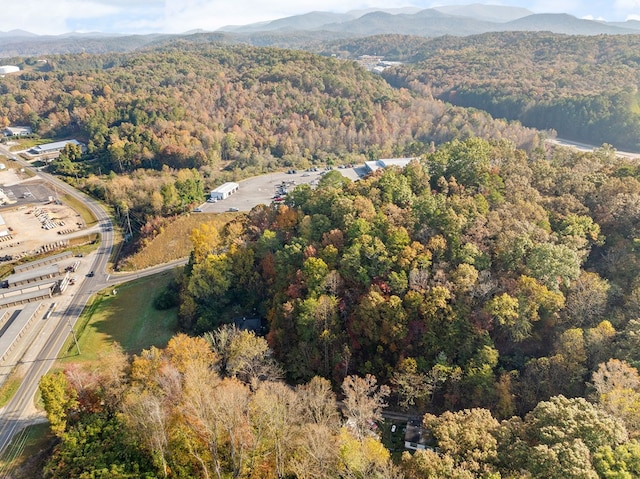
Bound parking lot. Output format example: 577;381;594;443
198;166;365;213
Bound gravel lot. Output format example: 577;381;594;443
0;170;86;260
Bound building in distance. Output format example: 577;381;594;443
364;157;418;174
0;65;20;76
3;126;32;137
28;139;86;156
210;182;239;201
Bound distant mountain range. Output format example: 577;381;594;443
1;4;640;58
219;4;640;36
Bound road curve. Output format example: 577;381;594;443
0;146;114;454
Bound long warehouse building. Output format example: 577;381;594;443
2;264;61;288
0;302;44;362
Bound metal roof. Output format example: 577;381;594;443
211;182;240;194
4;264;60;285
32;139;83;153
0;302;42;359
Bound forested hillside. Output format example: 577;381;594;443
39;138;640;478
178;137;640;412
0;42;540;254
380;32;640;151
324;32;640;151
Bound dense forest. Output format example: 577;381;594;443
2;36;640;477
0;42;540;249
324;32;640;151
39;137;640;478
176;137;640;414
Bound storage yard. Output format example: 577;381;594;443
0;166;86;262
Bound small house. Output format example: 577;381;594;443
404;417;435;451
233;316;265;335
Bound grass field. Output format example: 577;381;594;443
120;211;238;270
60;270;180;364
60;193;98;227
0;373;22;408
0;422;53;479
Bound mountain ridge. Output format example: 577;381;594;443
2;4;640;57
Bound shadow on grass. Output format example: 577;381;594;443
62;271;178;363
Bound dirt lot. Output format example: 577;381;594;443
0;169;86;260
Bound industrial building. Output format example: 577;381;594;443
0;214;9;238
2;264;61;288
3;126;32;136
29;139;85;155
13;251;72;273
210;182;240;201
0;65;20;75
364;157;418;173
0;302;44;362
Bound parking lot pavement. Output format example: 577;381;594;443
198;167;364;213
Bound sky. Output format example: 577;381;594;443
1;0;639;36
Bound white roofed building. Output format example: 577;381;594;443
29;139;86;155
0;65;20;75
210;182;239;200
364;157;418;173
0;214;8;237
3;126;32;136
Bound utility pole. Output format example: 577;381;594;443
68;318;80;355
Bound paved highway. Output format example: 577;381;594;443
547;137;640;160
0;145;116;454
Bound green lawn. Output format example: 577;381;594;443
60;270;179;364
2;271;181;476
0;422;54;479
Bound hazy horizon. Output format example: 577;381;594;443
0;1;638;36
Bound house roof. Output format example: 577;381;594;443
404;418;434;447
233;316;264;334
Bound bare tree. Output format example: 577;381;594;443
296;376;341;430
122;390;171;478
288;423;339;479
250;381;301;478
341;374;390;440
